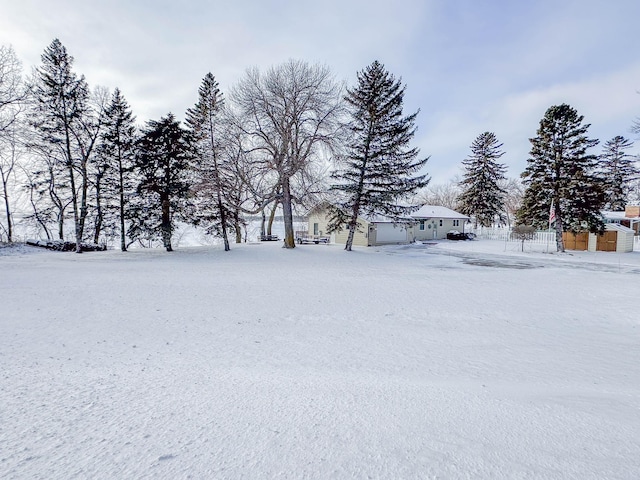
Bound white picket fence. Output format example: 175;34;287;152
472;227;640;251
471;227;555;245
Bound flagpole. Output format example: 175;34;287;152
547;199;555;253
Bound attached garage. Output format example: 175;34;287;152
370;222;411;245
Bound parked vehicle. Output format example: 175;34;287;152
446;230;475;241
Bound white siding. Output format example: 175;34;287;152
373;223;410;244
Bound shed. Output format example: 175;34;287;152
588;224;635;253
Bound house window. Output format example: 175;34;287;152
313;223;319;235
453;219;460;227
419;220;425;231
439;219;443;227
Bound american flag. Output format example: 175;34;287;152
549;200;556;224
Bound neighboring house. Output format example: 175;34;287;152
602;205;640;235
411;205;470;241
306;204;470;246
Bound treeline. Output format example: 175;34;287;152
1;40;639;253
0;41;430;252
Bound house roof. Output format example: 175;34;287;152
411;205;469;220
602;210;640;221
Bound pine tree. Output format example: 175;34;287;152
598;136;637;211
31;39;103;252
185;73;232;251
518;104;603;252
329;61;429;251
98;88;137;250
457;132;507;227
132;113;195;251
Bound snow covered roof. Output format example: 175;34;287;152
602;211;629;221
361;213;412;224
602;210;640;220
605;223;635;234
411;205;469;220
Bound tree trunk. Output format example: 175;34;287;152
118;159;127;251
57;210;65;241
217;192;230;251
260;209;266;237
345;207;359;252
2;178;12;242
281;179;295;248
233;210;242;243
161;194;172;251
93;175;103;245
555;209;564;252
77;162;89;252
267;201;277;236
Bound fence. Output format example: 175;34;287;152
473;227;640;252
471;227;555;245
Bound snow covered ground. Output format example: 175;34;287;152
1;239;639;479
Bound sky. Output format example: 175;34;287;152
1;0;639;184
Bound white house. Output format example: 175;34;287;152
411;205;470;241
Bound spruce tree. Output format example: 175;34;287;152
518;104;603;252
98;88;137;251
457;132;507;227
132;113;195;251
31;39;103;252
598;136;637;211
329;61;429;251
185;73;232;251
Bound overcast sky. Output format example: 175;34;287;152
1;0;639;183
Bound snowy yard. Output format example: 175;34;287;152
1;239;639;479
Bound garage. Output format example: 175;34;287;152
371;222;411;245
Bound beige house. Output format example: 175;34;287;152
306;205;413;247
306;204;469;246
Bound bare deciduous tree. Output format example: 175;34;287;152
231;59;344;248
0;45;27;242
416;179;461;210
0;45;26;135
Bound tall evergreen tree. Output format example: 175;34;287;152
132;113;195;252
185;73;232;251
31;39;103;252
518;103;603;252
98;87;137;250
457;132;507;227
329;60;429;251
598;136;637;211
